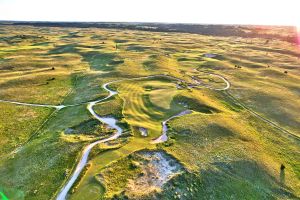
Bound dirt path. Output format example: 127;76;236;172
0;74;182;109
152;110;192;144
56;80;122;200
209;73;230;90
224;91;299;141
55;74;183;199
0;99;66;110
191;73;230;91
1;72;297;200
0;74;182;159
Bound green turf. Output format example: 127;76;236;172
0;25;299;200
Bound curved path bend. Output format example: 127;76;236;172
56;74;183;200
1;72;297;200
0;74;183;110
0;73;230;200
191;73;230;91
209;73;230;90
152;110;192;144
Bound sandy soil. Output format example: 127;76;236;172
126;151;183;198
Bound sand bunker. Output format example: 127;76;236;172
126;151;183;198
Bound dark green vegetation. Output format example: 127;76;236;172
173;95;220;114
0;24;299;200
80;52;121;71
64;119;103;135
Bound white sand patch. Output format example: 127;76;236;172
139;127;148;137
126;151;183;198
203;53;217;58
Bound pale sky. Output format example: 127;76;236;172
0;0;299;26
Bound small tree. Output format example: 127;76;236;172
265;39;270;45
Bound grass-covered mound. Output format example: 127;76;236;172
94;150;183;199
0;24;299;200
173;95;220;114
159;160;297;200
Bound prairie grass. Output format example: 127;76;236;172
0;25;299;199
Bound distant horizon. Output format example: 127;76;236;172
0;20;297;28
1;0;299;27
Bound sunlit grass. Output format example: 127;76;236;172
0;25;299;199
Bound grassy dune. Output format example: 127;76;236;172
0;25;299;199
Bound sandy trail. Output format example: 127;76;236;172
56;80;122;200
209;74;230;90
56;74;181;199
0;74;229;199
2;72;297;199
0;99;66;110
191;73;230;91
0;74;183;110
152;110;192;144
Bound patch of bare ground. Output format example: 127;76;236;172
126;151;183;198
